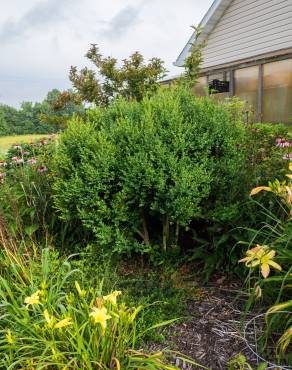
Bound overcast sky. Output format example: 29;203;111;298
0;0;213;107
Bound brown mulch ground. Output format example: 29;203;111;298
150;278;263;369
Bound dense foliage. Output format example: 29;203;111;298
0;89;84;136
0;80;291;367
0;243;196;369
53;86;247;254
55;44;167;108
239;162;292;366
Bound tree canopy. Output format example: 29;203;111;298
0;89;84;136
55;44;167;108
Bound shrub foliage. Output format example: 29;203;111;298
53;86;247;254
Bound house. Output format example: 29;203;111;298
174;0;292;123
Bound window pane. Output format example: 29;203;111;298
209;71;230;101
235;66;259;118
193;76;208;96
263;59;292;124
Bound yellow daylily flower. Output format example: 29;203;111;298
250;186;272;196
239;245;282;278
103;290;122;305
289;163;292;172
6;329;15;344
74;281;86;298
238;245;264;265
43;309;55;328
260;250;282;278
54;317;73;329
90;306;111;332
24;290;41;306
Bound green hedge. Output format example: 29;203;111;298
53;86;248;254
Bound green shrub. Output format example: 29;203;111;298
245;122;291;185
53;85;247;255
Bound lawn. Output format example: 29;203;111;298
0;134;47;155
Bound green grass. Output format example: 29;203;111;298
0;134;47;156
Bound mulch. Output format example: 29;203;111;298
149;277;265;369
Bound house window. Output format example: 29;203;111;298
234;66;259;118
263;59;292;124
209;79;230;94
207;72;230;101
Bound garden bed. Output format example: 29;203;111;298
149;277;260;369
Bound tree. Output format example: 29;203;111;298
0;109;8;135
183;26;206;86
56;45;167;107
0;89;84;135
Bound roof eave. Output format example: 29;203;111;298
174;0;233;67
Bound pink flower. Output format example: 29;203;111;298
12;157;24;164
276;138;292;148
27;158;37;165
0;160;7;167
14;144;22;150
37;165;48;173
22;151;30;156
283;154;292;160
39;139;48;146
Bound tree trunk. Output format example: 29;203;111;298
162;214;170;251
141;211;150;246
175;222;180;246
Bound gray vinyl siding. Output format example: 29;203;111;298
202;0;292;69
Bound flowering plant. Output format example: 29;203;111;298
0;248;201;369
239;162;292;364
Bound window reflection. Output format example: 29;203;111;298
263;59;292;123
235;66;259;118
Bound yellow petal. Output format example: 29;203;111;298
268;260;282;271
265;250;276;259
261;263;270;278
286;174;292;180
54;317;72;329
255;285;262;299
250;187;272;196
250;260;260;268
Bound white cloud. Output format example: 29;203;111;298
0;0;213;106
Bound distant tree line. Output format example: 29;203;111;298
0;89;84;136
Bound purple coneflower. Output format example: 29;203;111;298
37;165;48;173
27;158;37;165
39;139;48;146
283;154;292;160
12;157;24;164
14;144;22;150
22;151;30;156
276;138;292;148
